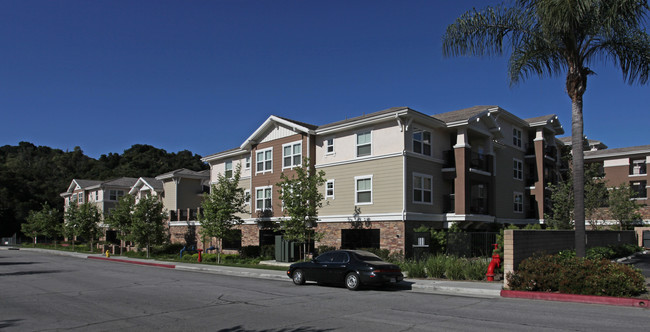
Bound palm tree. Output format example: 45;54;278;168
442;0;650;257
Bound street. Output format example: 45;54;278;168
1;249;649;331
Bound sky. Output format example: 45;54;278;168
1;0;648;159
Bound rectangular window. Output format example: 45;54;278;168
631;181;647;198
245;156;251;169
244;190;251;205
78;193;83;203
326;180;335;199
283;141;302;169
513;128;522;148
95;191;98;201
355;175;373;204
631;159;647;175
413;173;433;204
256;148;273;173
513;159;523;180
225;160;233;178
109;190;124;201
514;192;523;213
413;130;432;156
325;138;334;154
256;186;272;211
356;131;371;157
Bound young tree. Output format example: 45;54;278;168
443;0;650;257
584;164;609;229
545;180;574;230
200;164;248;264
131;195;168;258
63;202;80;250
609;183;642;230
276;158;326;260
22;208;43;247
105;194;135;255
76;202;102;252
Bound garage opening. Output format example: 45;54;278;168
341;229;380;249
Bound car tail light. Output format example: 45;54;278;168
373;269;400;273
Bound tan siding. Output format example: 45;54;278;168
319;156;403;216
405;156;445;214
162;181;177;212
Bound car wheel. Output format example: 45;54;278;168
292;269;305;285
345;272;360;291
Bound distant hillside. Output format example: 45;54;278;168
0;142;208;237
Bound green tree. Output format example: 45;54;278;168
105;195;135;255
609;183;642;230
443;0;650;257
131;195;168;258
200;164;247;264
63;202;80;250
545;180;574;230
22;208;43;247
584;164;609;229
77;202;102;252
276;158;326;260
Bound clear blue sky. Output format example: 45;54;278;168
1;0;648;159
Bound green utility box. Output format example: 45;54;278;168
275;235;297;262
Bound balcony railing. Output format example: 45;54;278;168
169;208;201;222
469;152;491;173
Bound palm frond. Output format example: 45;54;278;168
442;5;536;58
508;36;566;85
592;28;650;85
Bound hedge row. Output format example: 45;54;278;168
507;254;646;297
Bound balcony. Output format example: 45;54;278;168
630;161;647;176
443;150;455;168
469;152;491;173
443;194;455;213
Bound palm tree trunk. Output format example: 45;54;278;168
572;96;586;257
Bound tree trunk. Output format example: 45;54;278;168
571;96;586;257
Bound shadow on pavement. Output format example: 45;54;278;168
0;269;68;277
218;325;335;332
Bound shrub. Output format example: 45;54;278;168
316;246;336;256
444;257;465;280
507;254;646;297
463;257;490;281
424;254;447;279
359;248;391;261
402;260;426;278
151;243;185;255
240;246;260;258
260;245;275;259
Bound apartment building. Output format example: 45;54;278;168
201;106;565;254
60;177;138;216
584;144;650;221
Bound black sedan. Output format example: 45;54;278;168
286;250;403;290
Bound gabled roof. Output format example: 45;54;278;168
87;177;138;190
129;177;164;195
61;179;103;196
559;137;608;150
585;144;650;160
240;115;317;150
433;105;497;124
201;147;248;163
316;107;445;134
317;107;408;130
525;114;564;135
156;168;210;181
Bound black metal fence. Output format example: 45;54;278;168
446;232;497;257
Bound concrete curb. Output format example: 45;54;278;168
501;290;649;309
409;282;502;298
87;256;176;268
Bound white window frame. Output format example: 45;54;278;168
245;155;251;170
225;160;233;178
355;175;373;205
514;192;524;213
244;189;251;206
413;129;432;156
256;147;273;174
282;141;302;169
513;158;523;180
356;131;372;158
325;180;335;199
78;193;84;203
108;190;124;201
325;137;334;155
513;128;522;148
255;186;273;211
413;173;433;204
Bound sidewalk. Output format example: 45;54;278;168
6;247;502;298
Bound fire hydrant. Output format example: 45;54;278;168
486;243;501;282
105;250;110;258
197;249;203;263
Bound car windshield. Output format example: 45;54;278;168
353;252;383;262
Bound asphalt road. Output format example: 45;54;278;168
1;250;649;331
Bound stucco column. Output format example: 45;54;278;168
454;128;470;215
532;129;545;219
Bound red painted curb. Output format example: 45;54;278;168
87;256;176;269
501;290;649;309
